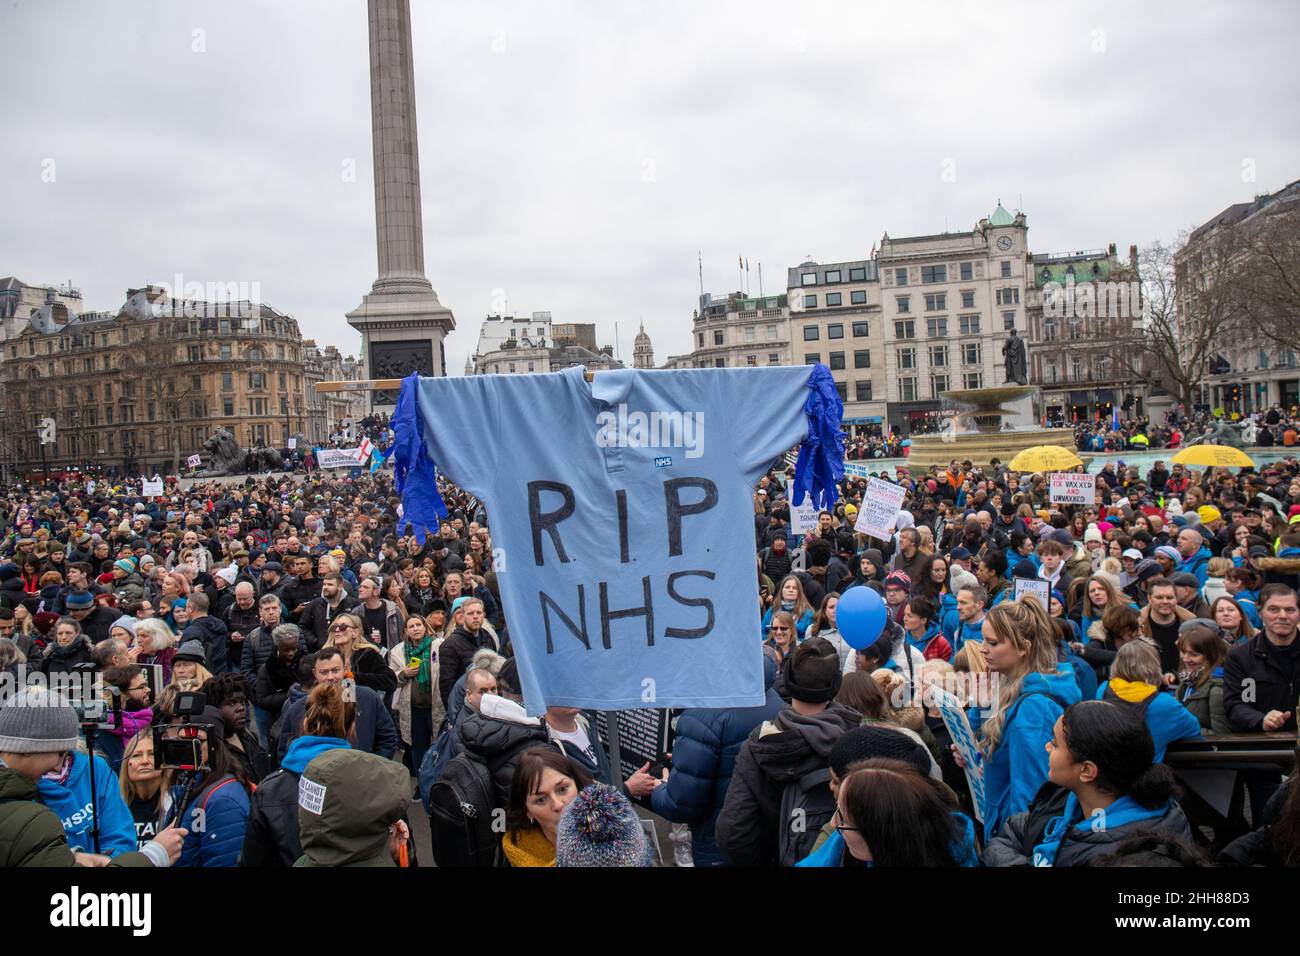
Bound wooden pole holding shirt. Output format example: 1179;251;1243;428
313;371;599;394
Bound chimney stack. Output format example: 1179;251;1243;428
1128;245;1138;268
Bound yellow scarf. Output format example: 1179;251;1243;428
1109;677;1156;703
502;827;556;868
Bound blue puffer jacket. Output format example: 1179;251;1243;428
1096;680;1202;761
982;666;1083;843
1233;589;1262;630
796;811;980;867
947;616;985;661
168;772;251;868
36;751;138;857
1178;547;1212;588
760;606;814;642
650;655;783;867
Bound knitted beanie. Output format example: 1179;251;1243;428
65;590;94;610
0;686;80;753
173;640;207;666
113;558;137;576
829;725;932;778
111;615;138;639
555;784;652;868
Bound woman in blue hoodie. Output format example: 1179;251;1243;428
161;706;252;867
760;575;814;642
966;597;1083;842
241;682;352;866
1094;638;1201;761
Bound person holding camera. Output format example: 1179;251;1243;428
160;700;254;867
0;687;185;867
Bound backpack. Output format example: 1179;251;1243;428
426;752;500;868
777;766;836;867
418;722;461;812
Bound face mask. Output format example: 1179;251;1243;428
42;753;74;785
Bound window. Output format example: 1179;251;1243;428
277;345;285;360
850;290;867;305
894;320;915;339
852;321;869;337
803;326;820;341
768;353;780;365
509;362;517;373
896;296;911;313
743;326;755;343
1046;361;1059;383
924;293;947;311
1003;311;1016;331
849;267;867;282
959;262;973;281
854;349;871;369
921;264;947;284
148;403;156;421
279;371;286;388
835;381;848;401
964;371;984;389
713;330;724;346
83;358;93;373
86;384;95;400
103;355;111;370
931;374;950;396
829;351;846;370
897;347;916;370
894;268;908;286
900;377;918;401
1068;318;1082;340
959;315;981;335
746;355;757;367
249;372;266;389
767;324;778;340
961;290;975;309
803;295;817;309
804;353;820;365
1044;318;1057;342
926;318;948;338
1071;357;1083;381
1097;356;1112;378
188;345;201;362
828;323;844;339
826;293;842;307
1001;260;1012;278
219;319;230;335
929;345;948;368
527;361;535;372
995;287;1021;306
801;272;817;286
220;345;232;360
855;381;873;401
221;372;233;390
696;333;704;347
105;406;113;425
824;270;842;283
962;342;981;365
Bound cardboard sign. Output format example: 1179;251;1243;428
287;437;297;449
854;476;907;540
842;460;875;480
1013;577;1051;609
141;477;164;497
1049;472;1094;505
186;454;201;469
790;500;820;536
936;688;985;823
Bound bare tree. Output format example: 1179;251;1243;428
1110;236;1247;409
128;319;198;474
1236;206;1300;355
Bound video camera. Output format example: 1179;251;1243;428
151;690;214;772
58;663;122;732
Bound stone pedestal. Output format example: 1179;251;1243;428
346;0;454;411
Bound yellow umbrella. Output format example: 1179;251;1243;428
1171;445;1256;469
1008;446;1084;472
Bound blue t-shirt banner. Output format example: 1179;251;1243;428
392;364;844;715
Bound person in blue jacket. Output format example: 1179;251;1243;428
760;575;815;642
1049;617;1097;701
965;598;1083;842
634;650;784;866
945;583;987;662
161;707;252;868
36;748;138;857
1095;639;1201;761
1175;529;1212;588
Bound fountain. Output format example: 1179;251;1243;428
904;384;1078;469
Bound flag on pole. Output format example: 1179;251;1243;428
1111;404;1120;430
357;436;374;462
369;448;385;474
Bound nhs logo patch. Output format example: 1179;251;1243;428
654;456;673;468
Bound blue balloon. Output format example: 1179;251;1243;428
837;586;888;651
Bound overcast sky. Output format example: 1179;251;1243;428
3;0;1298;369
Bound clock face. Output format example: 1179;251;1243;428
997;236;1012;251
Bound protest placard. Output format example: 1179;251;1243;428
1013;576;1051;609
186;454;201;469
790;500;820;536
141;476;164;496
287;437;297;449
935;688;985;823
316;447;363;469
1049;472;1095;505
854;476;907;539
594;708;675;783
842;460;874;480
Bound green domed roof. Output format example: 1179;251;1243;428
989;201;1015;227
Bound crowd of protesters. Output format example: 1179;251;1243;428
0;427;1297;869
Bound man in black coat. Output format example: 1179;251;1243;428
64;590;115;644
438;598;498;709
253;625;306;749
276;648;398;760
299;573;357;652
715;639;861;867
181;591;230;674
1224;583;1299;733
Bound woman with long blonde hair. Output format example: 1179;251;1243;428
324;612;398;698
966;598;1083;842
118;729;174;848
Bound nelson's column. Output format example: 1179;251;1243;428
346;0;455;410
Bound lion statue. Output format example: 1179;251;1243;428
1185;420;1246;449
201;428;284;476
